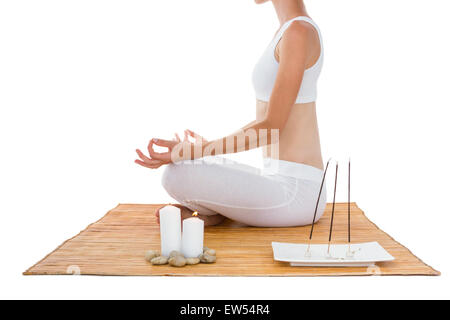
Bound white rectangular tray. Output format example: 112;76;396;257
272;241;395;267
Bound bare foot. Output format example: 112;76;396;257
155;204;226;226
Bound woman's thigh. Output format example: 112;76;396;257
161;157;294;216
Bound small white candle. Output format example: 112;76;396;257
181;212;204;258
159;205;181;257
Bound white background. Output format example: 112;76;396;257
1;0;449;299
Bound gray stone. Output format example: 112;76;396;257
204;249;216;256
145;250;160;262
169;250;183;258
150;256;169;265
169;255;187;267
186;257;200;265
199;253;216;263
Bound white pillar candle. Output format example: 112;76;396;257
181;212;204;258
159;205;182;257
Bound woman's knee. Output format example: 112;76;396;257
161;164;178;195
161;162;192;197
162;162;223;216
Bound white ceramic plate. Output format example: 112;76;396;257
272;241;395;267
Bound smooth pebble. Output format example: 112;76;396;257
151;256;169;265
169;250;183;258
169;255;187;267
199;253;216;263
145;250;160;262
204;249;216;256
186;257;200;265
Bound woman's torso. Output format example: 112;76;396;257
253;16;324;170
256;100;323;170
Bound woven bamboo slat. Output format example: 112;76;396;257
24;203;440;276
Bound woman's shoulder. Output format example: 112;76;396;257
279;21;310;51
283;19;316;40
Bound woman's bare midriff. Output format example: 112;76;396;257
256;99;324;170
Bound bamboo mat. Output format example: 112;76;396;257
24;203;439;276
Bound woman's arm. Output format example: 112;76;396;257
199;22;310;157
136;22;310;166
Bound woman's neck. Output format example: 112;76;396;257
272;0;308;25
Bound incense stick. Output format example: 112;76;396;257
348;159;351;245
327;162;338;255
346;159;354;257
306;159;330;254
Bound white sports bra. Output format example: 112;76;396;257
252;16;323;104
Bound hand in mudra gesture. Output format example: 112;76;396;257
135;129;207;169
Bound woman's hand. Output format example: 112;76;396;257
183;129;208;144
135;139;174;169
134;130;206;169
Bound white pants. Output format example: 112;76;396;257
161;157;327;227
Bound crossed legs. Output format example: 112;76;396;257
155;157;308;227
